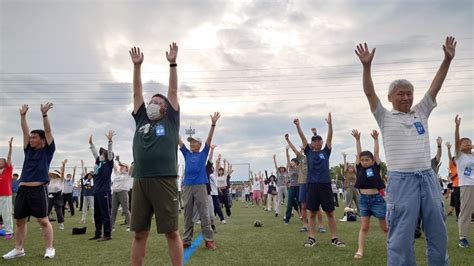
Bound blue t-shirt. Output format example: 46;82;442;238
20;140;56;183
12;179;20;193
93;157;114;193
181;144;210;185
82;178;94;196
304;144;331;184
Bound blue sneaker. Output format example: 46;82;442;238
459;238;469;248
318;227;327;233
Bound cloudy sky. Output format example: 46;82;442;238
0;0;472;181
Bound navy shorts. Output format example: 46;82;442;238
298;184;307;203
359;193;386;219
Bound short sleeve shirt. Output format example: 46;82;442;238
0;164;13;196
456;153;474;186
276;172;288;187
20;140;56;183
373;93;436;171
181;144;210;185
304;144;331;184
355;162;386;190
132;103;180;178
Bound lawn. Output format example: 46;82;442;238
0;199;472;265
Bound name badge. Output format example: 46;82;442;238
319;153;325;160
413;122;425;135
465;167;472;176
155;124;166;137
366;168;374;177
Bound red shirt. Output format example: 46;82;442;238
0;163;13;196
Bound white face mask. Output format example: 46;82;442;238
146;103;163;121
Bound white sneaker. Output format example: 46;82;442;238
44;248;55;259
221;220;227;224
2;248;25;259
339;216;347;222
126;228;130;232
59;223;64;230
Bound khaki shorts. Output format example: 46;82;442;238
130;177;178;234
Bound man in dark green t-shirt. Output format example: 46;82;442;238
129;43;183;266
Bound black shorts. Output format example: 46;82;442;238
14;185;49;219
306;183;335;213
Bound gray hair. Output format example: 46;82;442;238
388;79;414;96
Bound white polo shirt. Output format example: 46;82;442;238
374;92;436;172
456;153;474;186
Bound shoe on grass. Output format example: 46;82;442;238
459;238;469;248
88;235;101;240
299;226;308;232
44;248;55;259
318;227;326;233
332;238;346;248
4;234;14;240
205;241;217;251
2;248;25;260
304;237;316;247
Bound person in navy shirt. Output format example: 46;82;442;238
3;103;57;260
179;112;220;251
294;113;345;248
88;131;115;242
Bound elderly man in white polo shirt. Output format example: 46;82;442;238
355;36;456;266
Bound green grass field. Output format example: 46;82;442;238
0;199;472;265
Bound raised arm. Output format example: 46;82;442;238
215;154;222;171
428;36;456;100
206;112;221;146
72;166;77;182
272;154;278;172
285;134;301;157
371;130;381;164
129;47;145;114
351;130;362;165
166;43;179;111
325;112;333;149
342;152;348;173
81;160;85;177
19;105;30;149
105;130;115;161
208;144;216;162
40;102;54;145
89;135;99;159
435;136;443;163
6;138;13;166
355;43;379;112
60;159;67;179
294;118;308;148
178;137;184;148
285;147;291;169
454;115;461;158
446;142;453;166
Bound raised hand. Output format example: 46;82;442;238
455;114;461;126
40;102;54;115
325;112;332;125
284;134;289;140
370;130;379;140
62;159;68;165
341;152;347;158
436;136;443;146
89;135;93;146
351;129;361;140
273;154;276;160
210;144;217;149
210;112;221;125
446;142;452;149
443;36;456;61
129;47;144;65
8;137;13;147
19;104;29;116
217;154;222;160
293;118;300;126
166;42;178;63
355;43;376;66
311;128;317;135
106;130;116;142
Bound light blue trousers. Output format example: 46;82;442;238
386;169;448;266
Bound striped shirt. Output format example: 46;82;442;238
373;92;436;172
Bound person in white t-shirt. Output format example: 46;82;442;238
47;159;67;230
251;172;262;206
355;37;456;265
454;115;473;248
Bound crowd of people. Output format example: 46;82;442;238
0;36;472;266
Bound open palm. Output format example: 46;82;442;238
355;43;375;66
166;42;178;63
443;36;456;60
129;47;144;65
